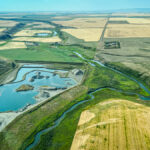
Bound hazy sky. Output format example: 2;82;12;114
1;0;150;12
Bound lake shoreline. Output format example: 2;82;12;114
0;64;83;132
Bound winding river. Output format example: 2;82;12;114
25;53;150;150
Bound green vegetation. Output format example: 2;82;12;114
1;14;150;150
0;43;97;62
0;56;16;84
16;84;34;92
0;43;82;62
29;89;150;150
0;62;148;150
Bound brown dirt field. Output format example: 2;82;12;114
71;99;150;150
109;18;150;24
14;29;51;36
53;18;107;28
0;42;26;50
12;36;61;43
105;27;150;38
62;28;103;41
107;24;150;28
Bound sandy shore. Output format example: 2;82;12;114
0;112;21;131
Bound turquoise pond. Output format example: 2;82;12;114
37;33;49;36
0;65;76;112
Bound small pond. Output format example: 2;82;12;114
37;33;49;36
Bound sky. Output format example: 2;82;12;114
1;0;150;12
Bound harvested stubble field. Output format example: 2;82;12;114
62;28;103;42
0;20;18;27
14;29;52;36
71;99;150;150
0;42;26;50
12;36;61;43
109;17;150;24
27;22;54;29
53;18;107;28
105;24;150;38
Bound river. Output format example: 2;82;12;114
25;52;150;150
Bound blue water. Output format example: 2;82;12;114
37;33;49;36
0;65;76;112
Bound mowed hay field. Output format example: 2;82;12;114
71;99;150;150
53;18;107;28
62;28;103;42
12;36;61;43
0;42;26;50
14;29;52;36
105;24;150;38
0;20;18;27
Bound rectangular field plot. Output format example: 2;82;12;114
0;42;26;50
71;99;150;150
0;20;18;27
62;28;103;42
53;18;107;28
12;36;61;43
105;24;150;38
110;17;150;24
14;29;52;36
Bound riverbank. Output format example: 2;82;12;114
1;53;149;150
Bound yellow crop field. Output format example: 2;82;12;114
62;28;103;41
110;17;150;24
0;42;26;50
12;36;61;43
14;29;52;36
53;18;107;28
27;22;54;28
105;26;150;38
71;99;150;150
0;20;18;27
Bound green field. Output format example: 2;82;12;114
0;60;149;150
